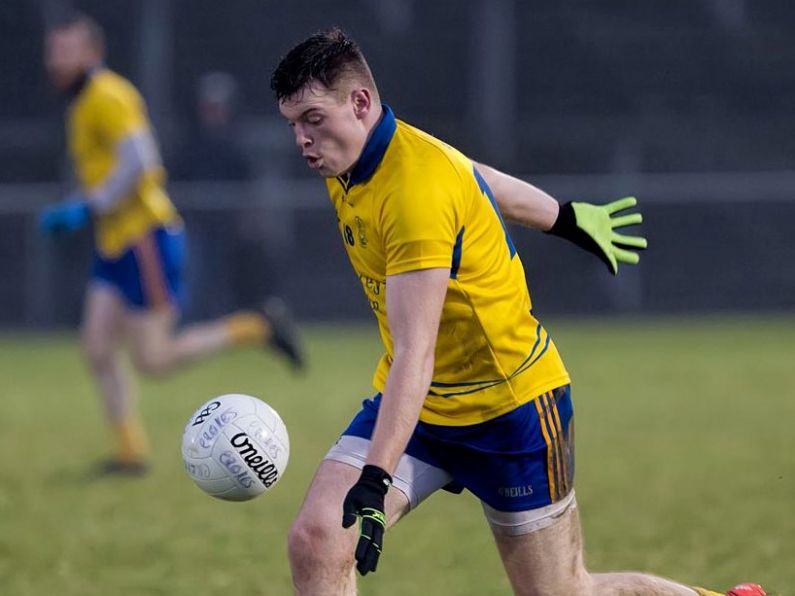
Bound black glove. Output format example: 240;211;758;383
342;464;392;575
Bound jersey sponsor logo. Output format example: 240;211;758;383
230;432;280;488
358;274;384;312
359;274;383;296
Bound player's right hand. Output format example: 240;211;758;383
548;197;648;274
342;464;392;575
39;196;91;235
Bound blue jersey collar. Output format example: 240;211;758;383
347;104;396;187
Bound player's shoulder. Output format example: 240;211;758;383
84;69;143;107
390;120;472;183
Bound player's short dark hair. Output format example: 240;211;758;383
47;9;105;54
271;28;377;102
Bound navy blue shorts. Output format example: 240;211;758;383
91;226;185;310
341;385;574;512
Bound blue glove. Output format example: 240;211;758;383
39;195;91;235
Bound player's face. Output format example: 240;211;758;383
44;27;98;91
279;84;373;178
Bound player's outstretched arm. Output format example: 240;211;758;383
39;132;155;235
474;162;647;274
341;267;449;576
39;194;91;235
474;162;560;230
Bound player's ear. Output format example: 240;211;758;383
350;88;372;121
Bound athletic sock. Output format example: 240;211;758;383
225;311;268;345
113;416;150;463
694;588;723;596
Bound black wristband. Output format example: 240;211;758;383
360;465;392;495
547;201;577;238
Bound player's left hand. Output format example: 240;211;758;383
39;194;91;235
341;464;392;575
548;196;648;274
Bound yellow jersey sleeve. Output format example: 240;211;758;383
90;84;147;145
379;162;462;276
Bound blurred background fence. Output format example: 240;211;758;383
1;0;793;327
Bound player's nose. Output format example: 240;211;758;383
293;124;312;149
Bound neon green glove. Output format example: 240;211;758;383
548;196;648;274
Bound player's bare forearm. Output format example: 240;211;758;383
365;268;449;474
366;349;434;474
474;162;559;231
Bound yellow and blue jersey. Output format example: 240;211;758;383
325;105;570;426
67;68;178;258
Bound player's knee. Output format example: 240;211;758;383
131;350;171;378
527;573;593;596
81;334;113;372
288;516;353;573
572;570;595;596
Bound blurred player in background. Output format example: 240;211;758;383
170;71;251;181
271;29;764;596
40;11;304;476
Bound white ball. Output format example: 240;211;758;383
181;394;289;501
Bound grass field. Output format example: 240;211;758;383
1;316;793;595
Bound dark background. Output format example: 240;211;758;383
1;0;793;326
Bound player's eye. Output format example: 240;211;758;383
306;115;323;125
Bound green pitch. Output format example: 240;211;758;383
1;317;792;595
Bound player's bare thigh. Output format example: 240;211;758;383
124;304;179;372
126;304;178;346
490;497;591;596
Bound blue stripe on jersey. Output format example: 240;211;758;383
429;379;506;398
511;334;551;379
508;323;544;376
472;166;516;259
450;226;465;279
431;378;499;388
428;323;550;398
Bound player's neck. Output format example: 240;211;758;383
65;70;90;99
343;103;384;178
65;63;103;100
362;103;384;144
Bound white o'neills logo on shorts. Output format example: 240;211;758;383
498;485;534;498
230;432;280;488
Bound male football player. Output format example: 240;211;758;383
41;12;303;475
270;29;764;596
